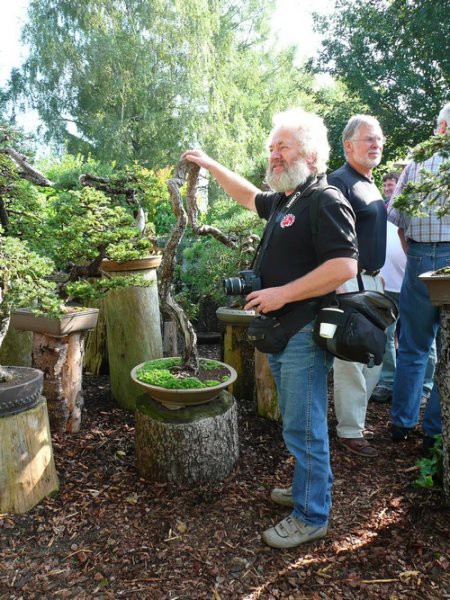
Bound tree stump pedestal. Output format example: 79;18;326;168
216;307;279;420
102;256;163;410
0;325;32;367
255;350;280;421
217;308;255;404
0;368;59;513
135;390;238;483
32;332;85;433
436;306;450;505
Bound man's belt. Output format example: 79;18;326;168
359;268;381;277
408;239;450;245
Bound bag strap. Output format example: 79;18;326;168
308;186;365;292
252;178;318;275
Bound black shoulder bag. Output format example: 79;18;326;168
309;189;398;367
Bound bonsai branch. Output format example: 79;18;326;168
67;246;108;281
185;167;237;249
0;147;53;187
79;172;146;233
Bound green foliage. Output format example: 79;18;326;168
392;134;450;217
66;275;153;303
0;231;61;321
414;435;443;488
33;186;151;268
41;153;174;236
8;0;362;180
136;357;228;389
177;200;262;315
127;165;174;235
315;0;450;160
12;0;281;169
311;81;369;172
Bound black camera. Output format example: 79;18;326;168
223;269;262;296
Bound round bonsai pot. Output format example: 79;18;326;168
419;270;450;306
0;366;43;417
130;358;237;410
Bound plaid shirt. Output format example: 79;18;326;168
388;153;450;242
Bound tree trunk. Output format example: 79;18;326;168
437;306;450;505
0;395;59;513
223;322;255;404
32;332;85;433
135;390;238;483
255;350;280;421
84;298;108;375
162;320;178;357
104;267;163;410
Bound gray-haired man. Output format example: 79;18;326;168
329;115;387;458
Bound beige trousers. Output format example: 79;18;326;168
333;273;384;439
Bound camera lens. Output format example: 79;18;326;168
223;277;243;295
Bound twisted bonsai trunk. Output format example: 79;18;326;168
159;160;237;375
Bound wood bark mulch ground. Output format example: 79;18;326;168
1;344;449;599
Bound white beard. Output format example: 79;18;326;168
360;155;381;170
265;157;311;193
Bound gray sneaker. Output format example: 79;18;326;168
370;385;392;403
270;485;294;507
262;515;327;548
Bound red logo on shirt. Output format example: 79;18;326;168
280;213;295;228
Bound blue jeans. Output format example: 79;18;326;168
391;242;448;436
268;321;333;527
378;290;437;393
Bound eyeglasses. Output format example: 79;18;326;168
351;136;386;145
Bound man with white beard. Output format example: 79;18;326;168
183;108;358;548
328;115;387;458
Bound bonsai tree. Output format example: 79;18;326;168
0;129;165;307
157;160;240;375
0;231;59;381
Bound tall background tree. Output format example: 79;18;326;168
314;0;450;160
6;0;366;178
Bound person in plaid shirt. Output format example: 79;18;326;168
387;102;450;452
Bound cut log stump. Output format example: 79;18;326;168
222;322;255;404
0;394;59;514
84;298;108;375
136;390;239;483
0;324;32;367
104;266;163;411
255;350;280;421
32;332;85;433
437;305;450;505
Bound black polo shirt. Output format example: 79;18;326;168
254;175;358;318
328;163;386;272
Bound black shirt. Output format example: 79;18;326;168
254;175;358;317
328;163;386;271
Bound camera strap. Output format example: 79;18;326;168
252;177;317;275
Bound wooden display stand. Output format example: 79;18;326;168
135;390;239;483
84;298;108;375
102;257;163;410
0;396;59;513
0;325;32;367
32;332;85;433
255;350;280;421
217;308;255;404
